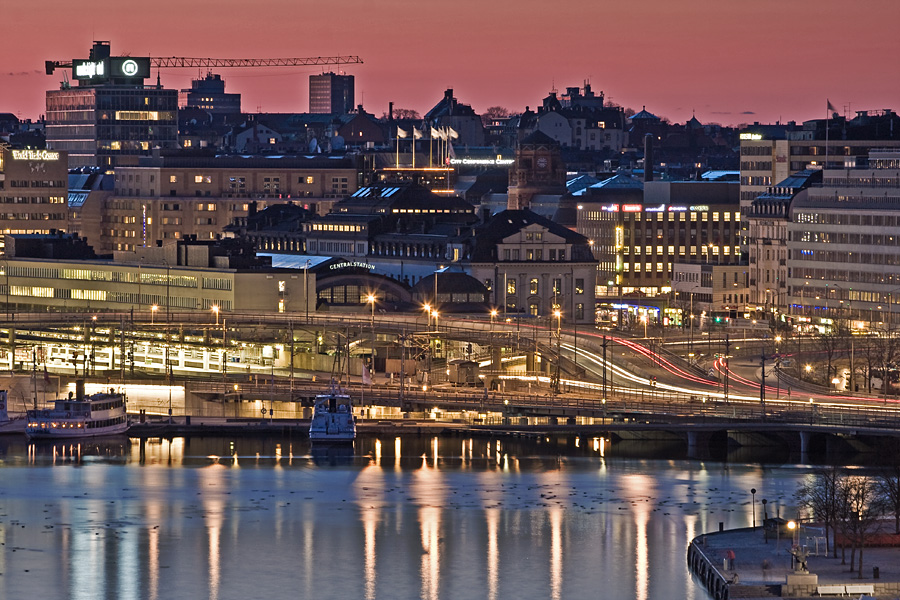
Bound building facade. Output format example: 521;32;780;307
309;73;355;114
0;147;69;246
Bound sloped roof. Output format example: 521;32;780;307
630;106;660;121
469;209;593;262
591;173;645;190
520;130;558;145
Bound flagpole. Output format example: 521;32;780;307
412;128;416;169
429;127;434;168
825;100;830;170
396;129;400;169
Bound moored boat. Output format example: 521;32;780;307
308;384;356;444
26;384;129;439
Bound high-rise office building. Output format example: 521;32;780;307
45;42;178;169
309;73;354;114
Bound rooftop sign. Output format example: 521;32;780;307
11;149;60;161
449;156;515;166
739;133;763;140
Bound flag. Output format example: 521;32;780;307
396;127;408;139
827;99;836;113
447;126;459;140
362;364;372;385
430;126;440;139
447;139;456;159
413;127;423;139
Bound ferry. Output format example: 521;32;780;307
308;384;356;444
0;390;26;434
26;387;129;439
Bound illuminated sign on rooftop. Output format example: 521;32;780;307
11;149;60;161
739;133;763;140
449;156;515;166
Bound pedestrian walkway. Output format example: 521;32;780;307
689;525;900;599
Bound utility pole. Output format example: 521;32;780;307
760;349;767;420
724;335;730;404
602;335;608;405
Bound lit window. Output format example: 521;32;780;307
169;175;177;183
194;175;203;183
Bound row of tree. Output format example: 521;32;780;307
795;465;900;579
803;326;900;394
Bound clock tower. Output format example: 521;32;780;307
507;131;566;210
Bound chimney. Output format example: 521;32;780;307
643;133;654;182
388;102;393;121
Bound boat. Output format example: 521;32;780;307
0;390;26;434
26;385;129;439
308;383;356;444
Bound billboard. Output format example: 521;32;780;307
73;57;150;82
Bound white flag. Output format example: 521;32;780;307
430;126;440;138
448;126;459;139
396;127;408;139
362;364;372;385
413;127;423;139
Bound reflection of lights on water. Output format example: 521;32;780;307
395;436;401;470
550;507;563;600
374;438;382;465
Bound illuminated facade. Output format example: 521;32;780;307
0;237;312;315
79;155;358;253
585;181;741;297
0;148;69;244
787;150;900;329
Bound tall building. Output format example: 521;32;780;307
309;73;354;114
787;150;900;330
45;42;178;168
0;147;69;246
180;72;241;116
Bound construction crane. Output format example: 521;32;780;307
45;55;362;75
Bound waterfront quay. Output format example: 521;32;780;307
688;526;900;599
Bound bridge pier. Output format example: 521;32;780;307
799;431;811;457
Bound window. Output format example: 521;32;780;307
575;279;584;294
552;279;561;295
169;175;177;183
483;279;492;292
529;278;539;295
507;279;516;295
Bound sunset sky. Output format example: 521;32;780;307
1;0;897;126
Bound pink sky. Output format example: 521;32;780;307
2;0;897;126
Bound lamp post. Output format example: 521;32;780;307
212;305;220;326
553;309;562;393
367;293;376;378
641;313;648;339
163;259;171;325
751;488;757;528
490;308;498;370
151;304;158;325
303;258;311;323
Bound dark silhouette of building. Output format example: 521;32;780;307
309;73;355;114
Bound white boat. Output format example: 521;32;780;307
26;387;129;439
308;385;356;444
0;390;26;434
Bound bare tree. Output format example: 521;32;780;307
814;325;849;384
480;106;509;126
796;466;844;558
383;108;420;120
878;464;900;534
843;475;883;579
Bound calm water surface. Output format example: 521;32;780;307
0;435;809;600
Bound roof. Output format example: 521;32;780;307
591;173;645;190
630;106;660;121
520;130;558;146
469;209;593;262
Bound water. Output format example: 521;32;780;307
0;435;810;600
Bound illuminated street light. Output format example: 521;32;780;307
151;304;158;325
212;305;220;326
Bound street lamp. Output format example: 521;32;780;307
641;313;648;339
151;304;158;325
367;293;377;378
751;488;757;529
212;305;220;326
553;309;562;393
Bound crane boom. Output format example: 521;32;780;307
45;55;362;74
151;56;363;68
